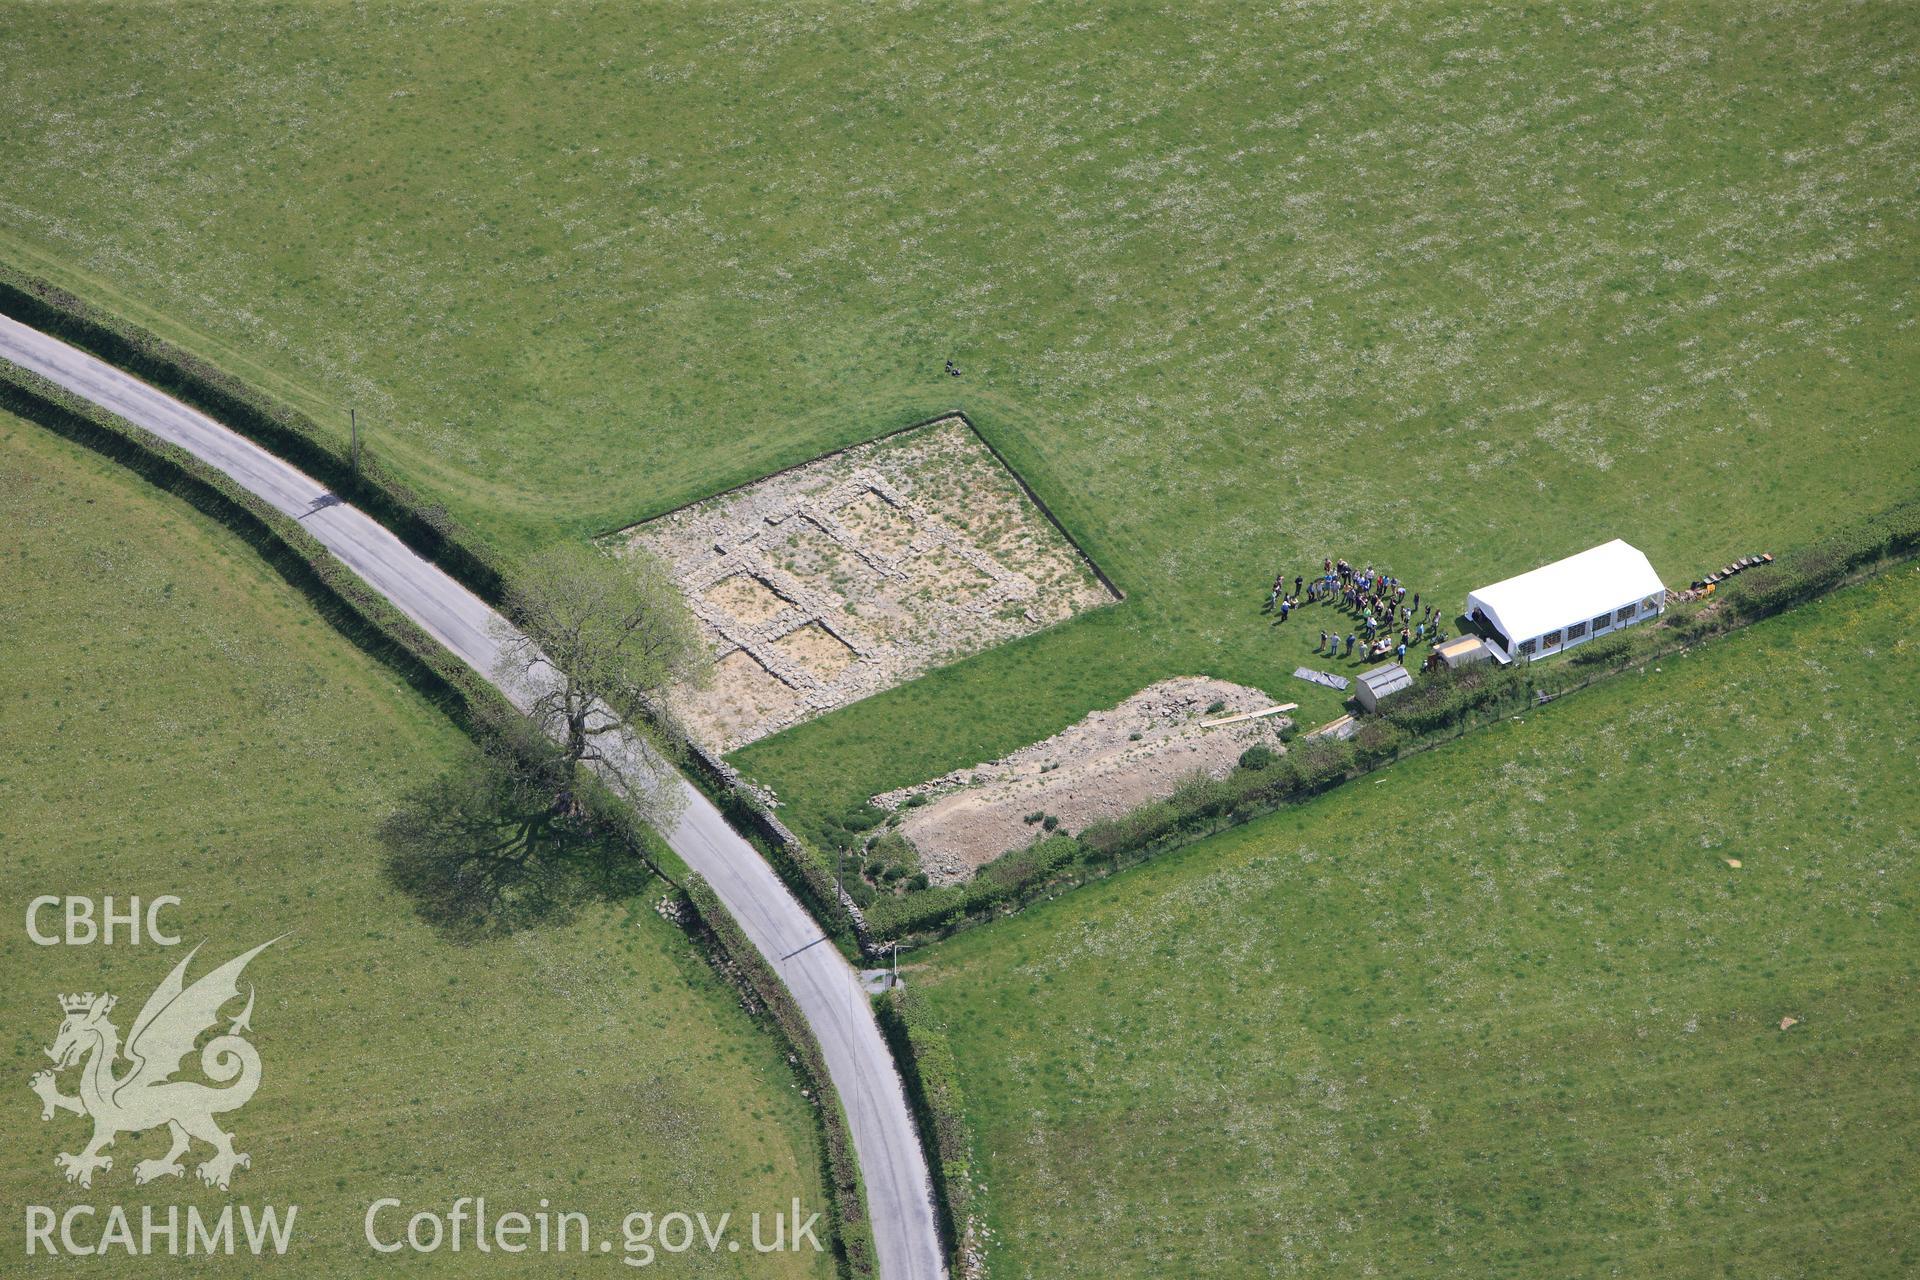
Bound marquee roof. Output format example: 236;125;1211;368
1467;540;1663;644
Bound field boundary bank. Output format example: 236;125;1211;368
0;362;512;733
861;500;1920;946
0;362;882;1279
680;878;876;1278
876;987;977;1275
678;739;876;955
600;409;1124;603
0;261;514;608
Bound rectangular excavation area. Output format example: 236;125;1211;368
701;649;799;748
771;621;858;682
614;415;1117;751
871;678;1289;885
834;489;920;558
701;572;794;627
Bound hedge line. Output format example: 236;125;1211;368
3;358;700;871
7;337;879;1269
7;343;894;1248
876;986;974;1269
1712;495;1920;622
0;362;515;727
863;496;1920;944
681;878;875;1280
0;261;512;607
677;743;869;951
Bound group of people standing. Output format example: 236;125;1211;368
1264;556;1447;666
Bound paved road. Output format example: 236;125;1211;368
0;313;946;1280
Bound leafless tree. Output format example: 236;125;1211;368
493;542;708;769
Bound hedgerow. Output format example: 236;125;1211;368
0;363;511;728
674;744;870;947
0;262;513;607
4;358;884;1264
681;879;875;1279
876;985;975;1269
1716;496;1920;621
862;496;1920;947
1377;663;1529;734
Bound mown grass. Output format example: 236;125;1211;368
0;418;831;1278
1;2;1914;827
909;568;1919;1278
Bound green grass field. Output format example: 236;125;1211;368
2;2;1915;830
908;568;1920;1278
0;418;831;1277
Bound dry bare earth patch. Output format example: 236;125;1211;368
873;677;1284;883
618;416;1112;750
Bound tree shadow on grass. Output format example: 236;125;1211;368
379;716;654;942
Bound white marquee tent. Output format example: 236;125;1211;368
1465;539;1665;662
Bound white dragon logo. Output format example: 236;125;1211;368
29;939;278;1191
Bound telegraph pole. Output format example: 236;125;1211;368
350;408;361;478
